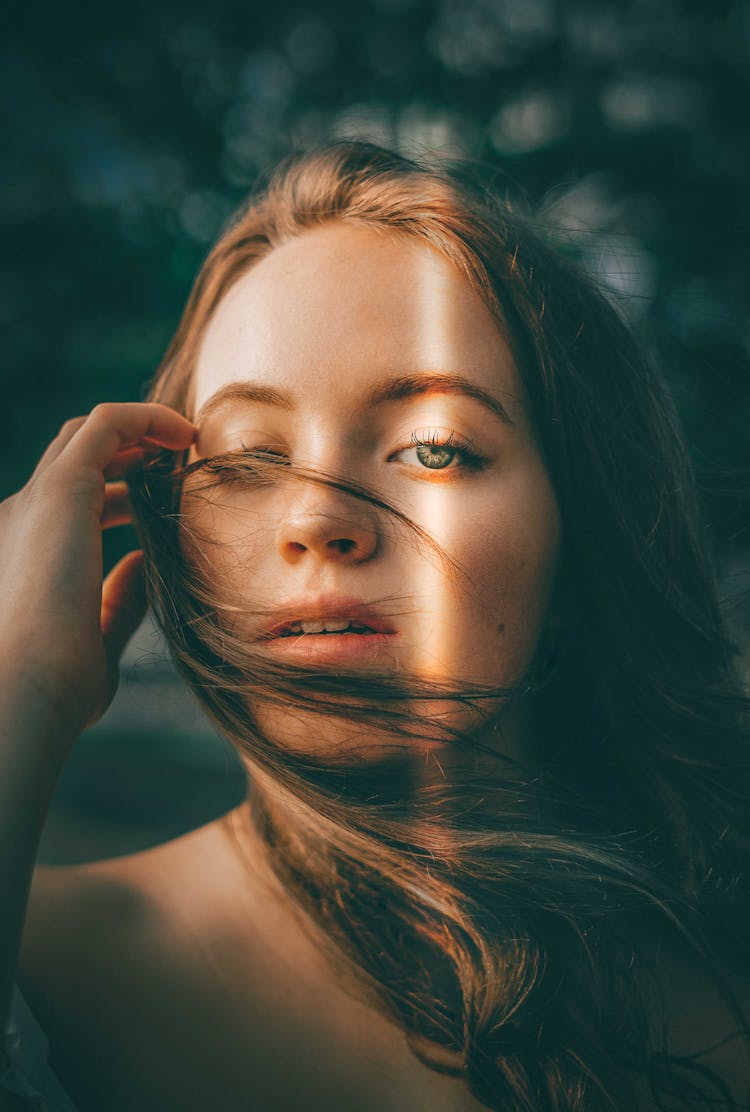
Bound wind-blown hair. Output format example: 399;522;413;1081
130;140;750;1109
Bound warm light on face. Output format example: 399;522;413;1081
183;222;561;763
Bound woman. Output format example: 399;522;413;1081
2;140;749;1111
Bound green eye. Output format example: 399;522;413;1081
413;441;459;470
401;429;485;474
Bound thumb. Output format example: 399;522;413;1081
101;549;148;671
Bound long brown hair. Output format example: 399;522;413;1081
130;140;750;1109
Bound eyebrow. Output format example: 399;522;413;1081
194;372;515;427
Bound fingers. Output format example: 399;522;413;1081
102;444;162;480
30;416;89;478
33;403;196;483
100;550;148;673
63;403;196;473
102;482;132;529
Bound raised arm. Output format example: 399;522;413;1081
0;403;196;1037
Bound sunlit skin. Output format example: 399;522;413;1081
184;222;561;764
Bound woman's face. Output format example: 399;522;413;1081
185;221;561;761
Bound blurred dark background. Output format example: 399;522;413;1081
2;0;748;862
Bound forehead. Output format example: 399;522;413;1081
192;221;525;421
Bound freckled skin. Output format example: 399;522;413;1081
184;223;561;760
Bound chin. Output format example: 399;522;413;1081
246;693;526;769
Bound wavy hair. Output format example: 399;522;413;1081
129;140;750;1109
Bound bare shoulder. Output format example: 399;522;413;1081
15;812;489;1112
16;817;251;1110
18;812;244;1010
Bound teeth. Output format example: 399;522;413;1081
284;619;375;635
301;620;328;634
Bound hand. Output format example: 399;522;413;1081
0;403;196;748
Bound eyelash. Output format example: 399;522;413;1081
399;428;486;478
201;429;487;480
239;441;286;459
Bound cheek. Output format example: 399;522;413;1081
479;495;559;608
178;489;270;614
443;469;561;670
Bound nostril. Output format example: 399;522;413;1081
277;516;378;565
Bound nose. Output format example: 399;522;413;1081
274;489;379;566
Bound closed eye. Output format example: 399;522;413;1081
239;439;288;458
184;445;290;481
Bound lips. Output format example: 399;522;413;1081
259;596;396;641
